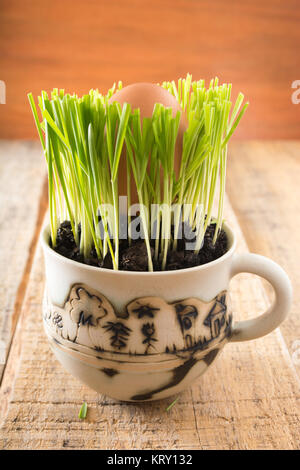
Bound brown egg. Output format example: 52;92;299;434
109;82;188;201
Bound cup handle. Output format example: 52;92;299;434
229;253;292;342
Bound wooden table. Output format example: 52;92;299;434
0;141;299;450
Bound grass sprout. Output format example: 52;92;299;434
78;402;88;420
166;397;179;412
28;75;248;270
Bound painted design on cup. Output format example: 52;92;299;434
43;283;232;357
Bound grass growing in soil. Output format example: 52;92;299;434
28;75;248;271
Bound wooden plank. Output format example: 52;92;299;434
227;141;300;377
1;0;300;140
0;191;299;449
0;141;47;381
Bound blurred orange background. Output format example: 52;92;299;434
0;0;299;139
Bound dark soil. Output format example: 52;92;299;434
52;220;228;271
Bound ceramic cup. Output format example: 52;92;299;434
41;222;292;402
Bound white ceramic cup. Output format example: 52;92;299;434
41;221;292;401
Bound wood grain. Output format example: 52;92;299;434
0;141;47;381
0;0;300;139
227;141;300;376
0;188;299;449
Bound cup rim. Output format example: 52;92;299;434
41;220;237;277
